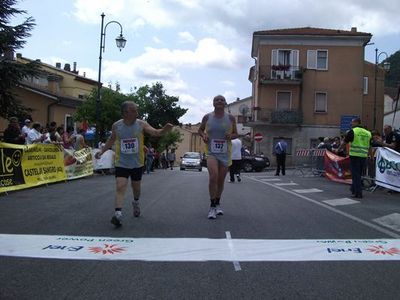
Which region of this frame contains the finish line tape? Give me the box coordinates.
[1,234,400,261]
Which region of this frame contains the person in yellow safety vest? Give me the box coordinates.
[339,117,372,199]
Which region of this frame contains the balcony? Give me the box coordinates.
[259,65,302,85]
[247,108,303,125]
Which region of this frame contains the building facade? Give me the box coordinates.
[249,27,385,165]
[0,53,98,131]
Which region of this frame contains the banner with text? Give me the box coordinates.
[324,151,352,184]
[0,142,66,193]
[1,234,400,261]
[375,147,400,192]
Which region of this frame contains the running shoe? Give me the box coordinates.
[236,175,241,182]
[133,201,140,217]
[208,207,217,219]
[215,205,224,216]
[110,215,122,227]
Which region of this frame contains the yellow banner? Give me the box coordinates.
[0,142,67,193]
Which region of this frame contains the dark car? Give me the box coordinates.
[241,154,270,172]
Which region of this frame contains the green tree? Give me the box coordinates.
[75,82,187,150]
[74,87,132,140]
[129,82,187,149]
[0,0,40,119]
[385,50,400,88]
[157,128,183,153]
[132,82,188,127]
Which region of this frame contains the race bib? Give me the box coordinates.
[121,138,138,154]
[211,139,227,153]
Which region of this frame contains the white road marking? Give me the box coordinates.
[373,214,400,232]
[292,188,323,193]
[225,231,241,271]
[323,198,361,206]
[247,176,400,238]
[274,182,299,186]
[261,178,281,182]
[1,234,400,261]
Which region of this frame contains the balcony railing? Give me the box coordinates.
[252,108,303,124]
[259,65,302,82]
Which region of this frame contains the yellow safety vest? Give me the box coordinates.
[349,127,371,158]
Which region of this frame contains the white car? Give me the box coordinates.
[180,152,202,171]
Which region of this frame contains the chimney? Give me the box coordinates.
[55,62,61,68]
[64,63,71,71]
[83,72,86,77]
[351,27,357,32]
[73,62,77,73]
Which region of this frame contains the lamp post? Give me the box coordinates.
[373,48,390,129]
[96,12,126,146]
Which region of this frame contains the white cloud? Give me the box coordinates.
[152,36,162,44]
[178,31,196,44]
[69,0,400,124]
[221,80,235,87]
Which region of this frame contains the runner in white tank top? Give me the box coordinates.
[198,95,238,219]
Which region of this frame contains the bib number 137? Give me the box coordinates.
[211,139,227,153]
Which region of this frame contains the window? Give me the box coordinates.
[272,137,292,155]
[363,77,368,95]
[271,49,299,79]
[307,50,328,70]
[317,51,328,69]
[276,91,291,110]
[315,92,327,113]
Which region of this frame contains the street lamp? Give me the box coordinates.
[96,12,126,146]
[373,48,390,129]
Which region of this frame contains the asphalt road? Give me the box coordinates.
[1,167,400,299]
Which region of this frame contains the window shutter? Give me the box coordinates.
[307,50,316,69]
[363,77,368,95]
[271,49,278,66]
[290,50,299,67]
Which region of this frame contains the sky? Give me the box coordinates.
[14,0,400,124]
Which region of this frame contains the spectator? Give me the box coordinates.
[55,127,64,143]
[146,144,154,174]
[160,152,168,169]
[274,137,287,176]
[376,125,400,153]
[26,122,46,144]
[63,126,75,149]
[21,119,32,142]
[3,117,25,144]
[74,128,87,151]
[167,148,176,170]
[229,138,242,182]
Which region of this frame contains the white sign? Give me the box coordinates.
[92,149,114,170]
[1,234,400,261]
[375,147,400,192]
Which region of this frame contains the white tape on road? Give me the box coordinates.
[1,234,400,261]
[225,231,241,271]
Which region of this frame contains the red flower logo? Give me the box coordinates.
[88,244,126,255]
[366,245,400,256]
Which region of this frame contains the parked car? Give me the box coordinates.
[241,154,270,172]
[180,152,203,171]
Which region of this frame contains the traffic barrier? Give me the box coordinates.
[293,148,326,176]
